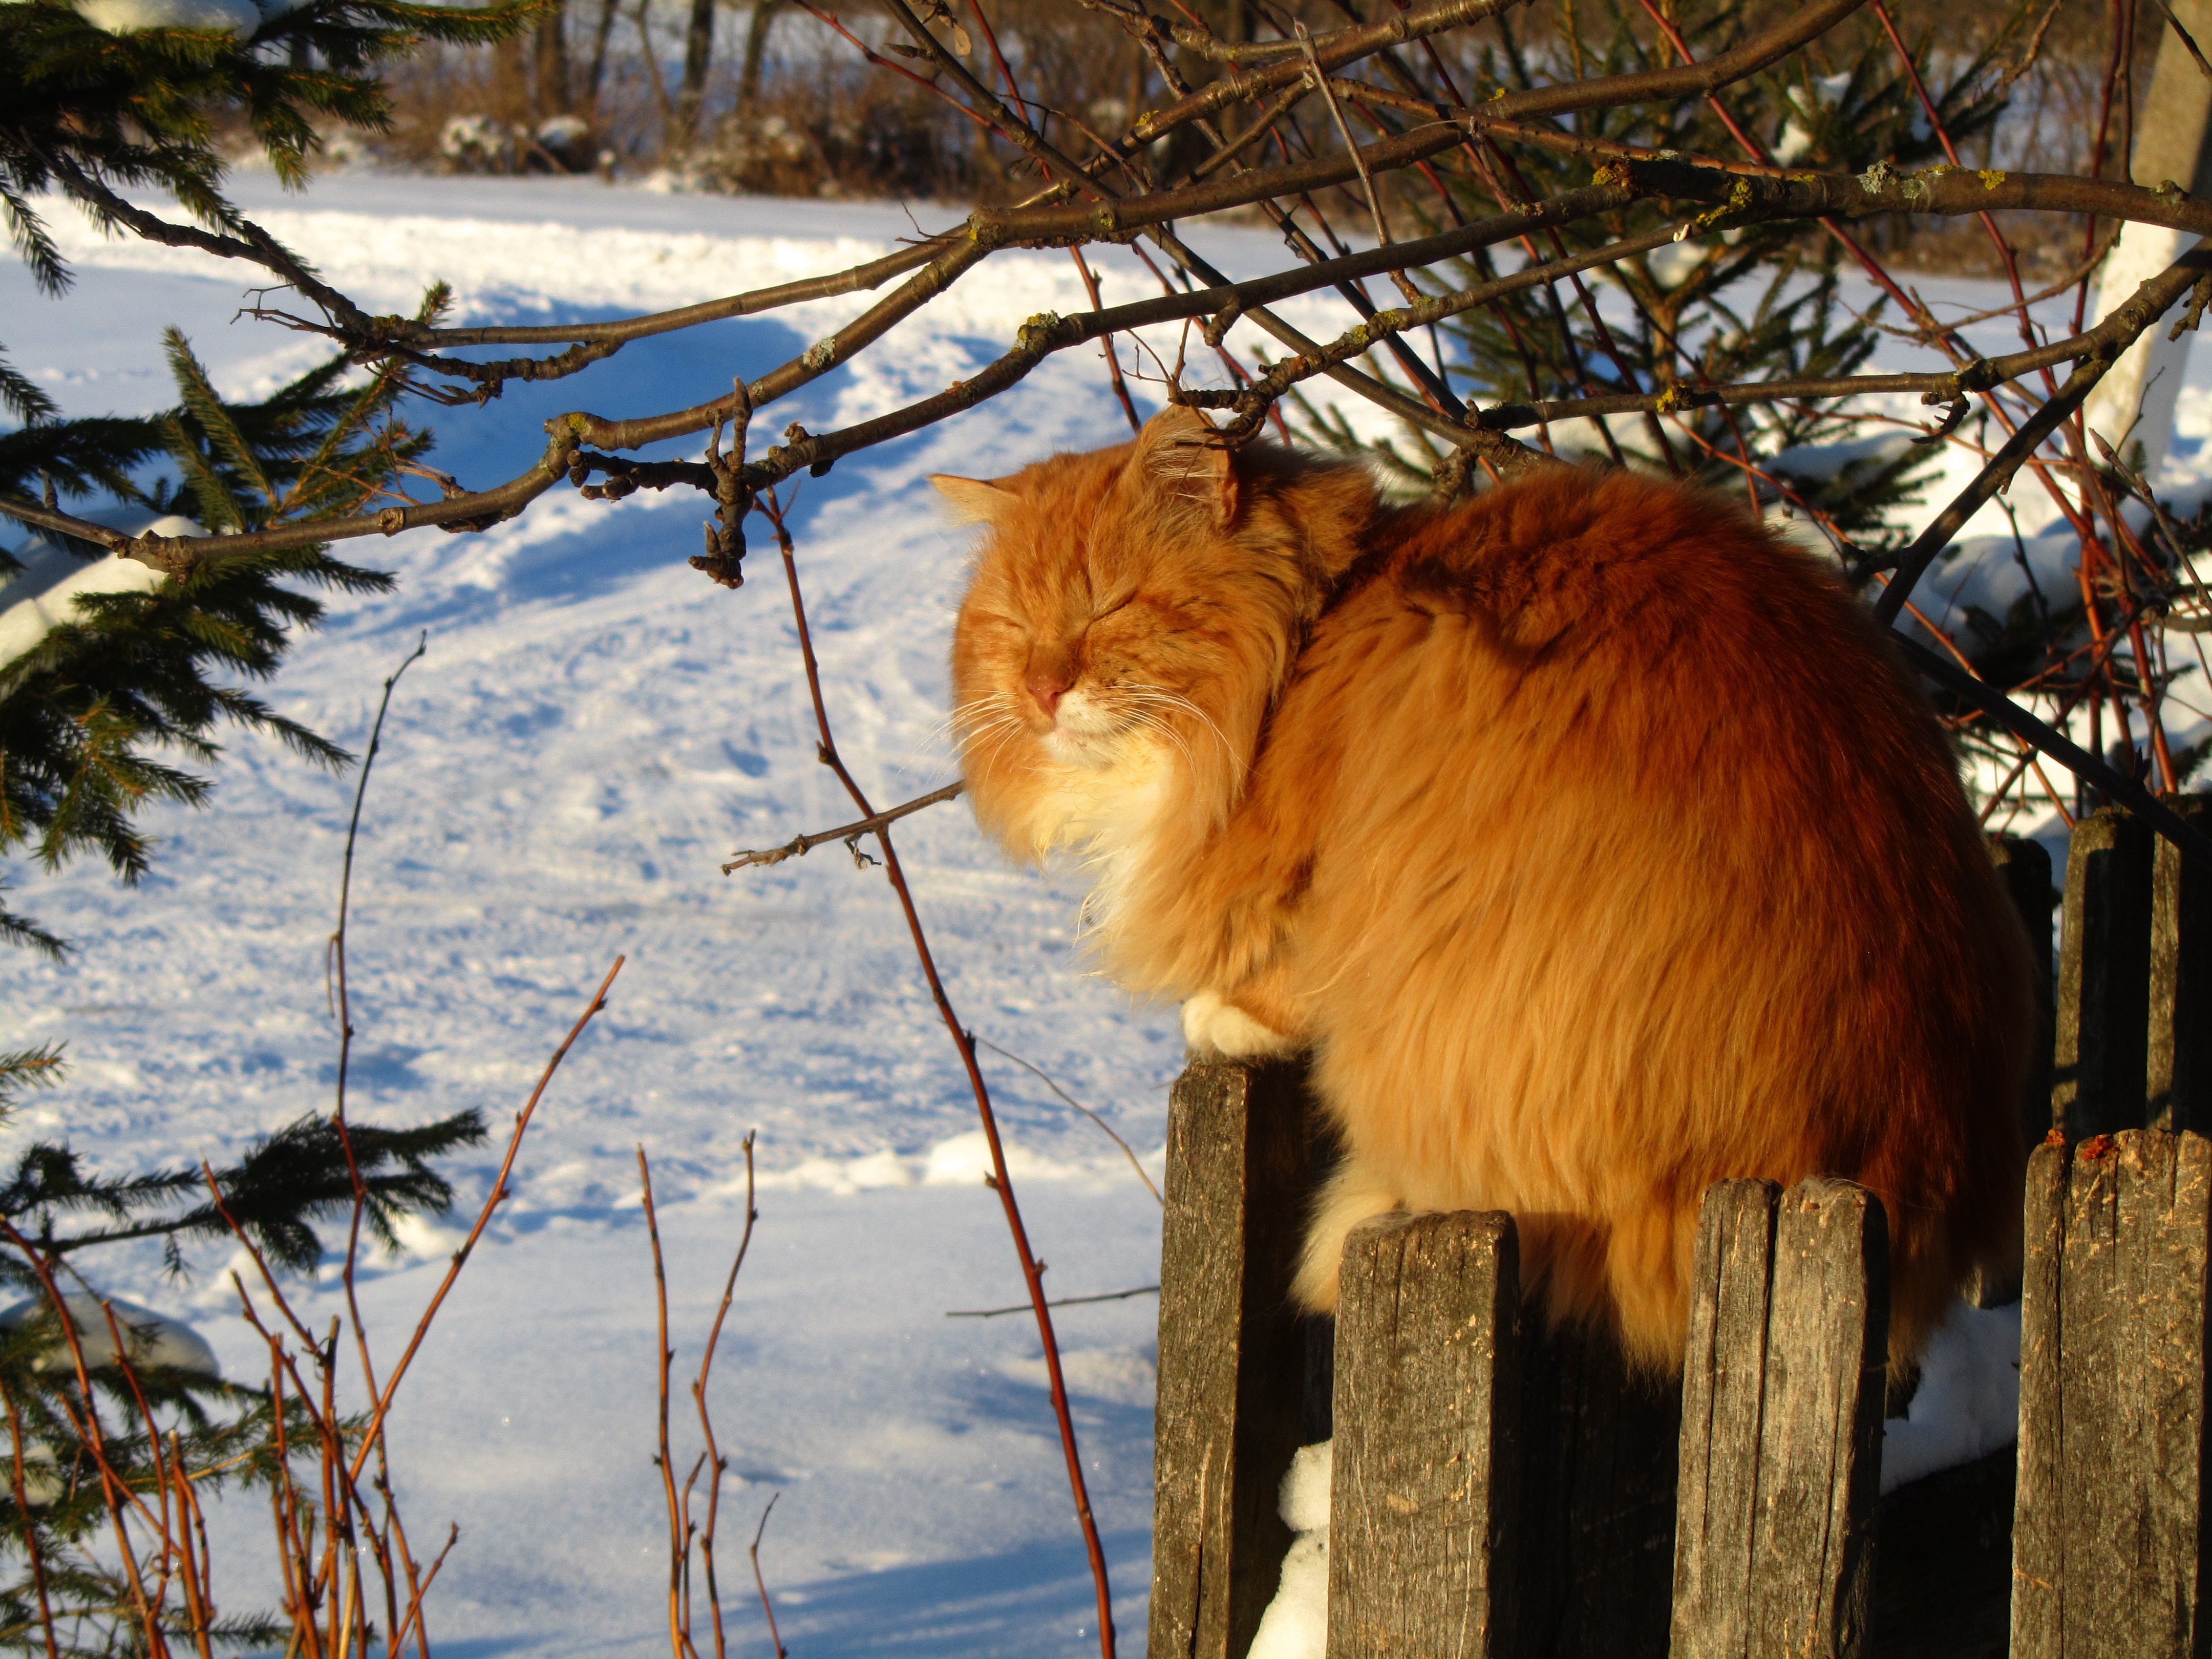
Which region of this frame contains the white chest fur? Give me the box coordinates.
[1023,737,1174,937]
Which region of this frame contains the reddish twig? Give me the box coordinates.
[1070,248,1145,436]
[638,1150,696,1659]
[747,1494,788,1659]
[347,956,624,1488]
[0,1228,174,1658]
[756,490,1117,1659]
[692,1134,758,1659]
[0,1378,63,1659]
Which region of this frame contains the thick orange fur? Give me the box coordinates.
[941,409,2033,1374]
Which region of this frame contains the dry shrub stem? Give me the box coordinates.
[747,1493,786,1659]
[636,1151,690,1659]
[139,951,624,1659]
[721,780,965,870]
[756,491,1118,1659]
[969,1035,1163,1203]
[690,1135,758,1659]
[945,1285,1162,1317]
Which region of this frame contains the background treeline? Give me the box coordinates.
[357,0,2139,262]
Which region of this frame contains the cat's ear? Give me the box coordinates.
[930,474,1017,525]
[1135,407,1239,529]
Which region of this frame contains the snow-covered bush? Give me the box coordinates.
[439,111,512,172]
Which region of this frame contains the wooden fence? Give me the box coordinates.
[1147,796,2211,1659]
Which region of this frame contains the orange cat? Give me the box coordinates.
[937,408,2032,1372]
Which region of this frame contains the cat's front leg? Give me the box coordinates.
[1180,988,1301,1059]
[1290,1158,1403,1313]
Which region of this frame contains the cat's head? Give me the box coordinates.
[936,407,1370,861]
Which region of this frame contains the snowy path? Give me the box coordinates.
[4,174,1232,1659]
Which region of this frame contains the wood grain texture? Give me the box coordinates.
[1148,1059,1316,1659]
[2010,1130,2212,1659]
[1514,1316,1683,1659]
[2055,809,2156,1138]
[1668,1179,1886,1659]
[1671,1179,1781,1659]
[2010,1139,2070,1659]
[1749,1179,1888,1659]
[2149,796,2212,1135]
[1328,1210,1521,1659]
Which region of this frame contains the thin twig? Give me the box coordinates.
[748,1495,787,1659]
[758,491,1117,1659]
[637,1151,694,1659]
[0,1226,173,1657]
[1,1378,63,1659]
[946,1286,1162,1317]
[1070,247,1145,436]
[969,1036,1161,1203]
[722,782,965,871]
[346,957,625,1488]
[1897,636,2212,861]
[1297,23,1392,252]
[321,631,428,1659]
[691,1134,758,1659]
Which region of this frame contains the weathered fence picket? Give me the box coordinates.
[1992,834,2057,1151]
[1148,1059,1318,1659]
[2149,796,2211,1134]
[1146,795,2212,1658]
[1511,1319,1681,1659]
[2055,808,2157,1138]
[1327,1211,1521,1659]
[1671,1179,1888,1659]
[2011,1129,2212,1659]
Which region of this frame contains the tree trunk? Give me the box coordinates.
[2080,0,2212,475]
[737,0,782,112]
[534,1,572,118]
[673,0,717,148]
[634,0,676,143]
[585,0,622,118]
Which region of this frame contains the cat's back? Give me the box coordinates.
[1269,464,2030,1368]
[1271,460,2023,1121]
[1362,465,1850,669]
[1297,465,1954,831]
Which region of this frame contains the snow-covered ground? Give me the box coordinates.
[4,169,2205,1658]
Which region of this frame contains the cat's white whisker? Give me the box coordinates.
[1118,686,1244,774]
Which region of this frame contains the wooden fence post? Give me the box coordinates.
[1148,1059,1317,1659]
[1512,1307,1683,1658]
[2011,1130,2212,1659]
[2149,795,2211,1134]
[1328,1210,1521,1659]
[2055,807,2157,1138]
[1670,1178,1889,1659]
[1993,832,2058,1151]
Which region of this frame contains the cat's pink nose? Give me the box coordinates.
[1026,672,1070,715]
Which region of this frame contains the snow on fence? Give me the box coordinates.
[1147,797,2211,1659]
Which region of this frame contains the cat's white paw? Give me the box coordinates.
[1182,990,1298,1059]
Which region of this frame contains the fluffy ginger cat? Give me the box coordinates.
[936,408,2032,1373]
